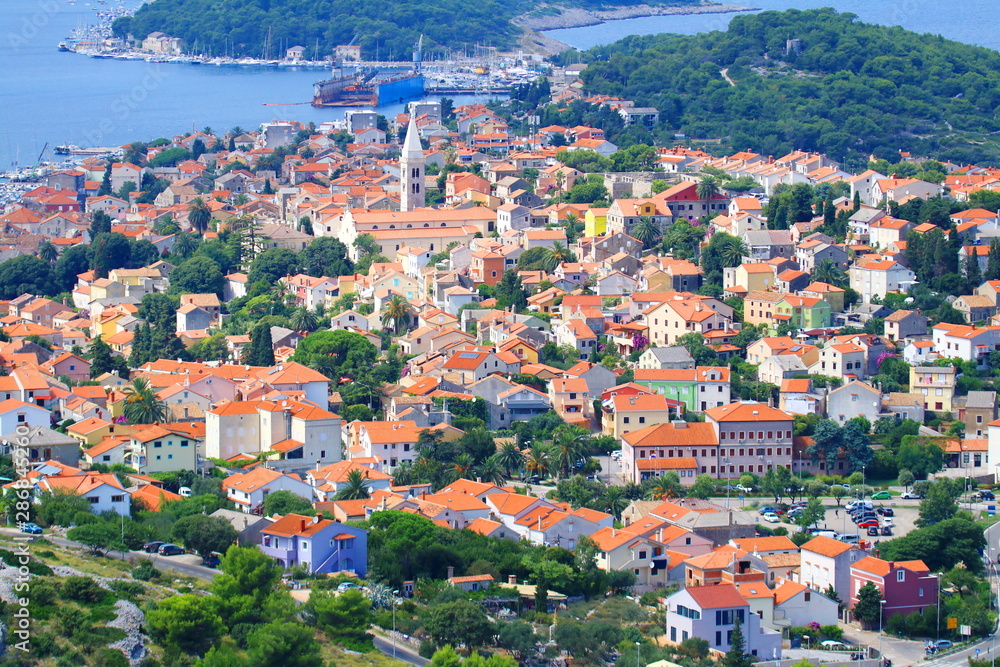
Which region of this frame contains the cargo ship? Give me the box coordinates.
[312,71,425,108]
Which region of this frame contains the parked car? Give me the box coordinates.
[871,490,892,500]
[972,490,995,501]
[857,519,879,529]
[157,544,185,556]
[881,526,893,536]
[337,582,361,592]
[876,507,894,516]
[20,522,42,534]
[854,514,877,524]
[867,527,880,536]
[202,554,221,568]
[934,640,953,649]
[143,541,165,553]
[762,512,780,523]
[758,506,779,515]
[736,484,754,492]
[883,518,894,527]
[822,641,847,648]
[901,491,922,499]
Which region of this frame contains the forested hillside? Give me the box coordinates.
[576,9,1000,165]
[115,0,697,60]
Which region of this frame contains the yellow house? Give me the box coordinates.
[89,278,126,302]
[91,310,129,339]
[641,267,676,293]
[604,393,678,438]
[584,207,609,237]
[526,287,565,315]
[67,417,135,447]
[499,338,539,364]
[728,263,775,292]
[909,365,956,414]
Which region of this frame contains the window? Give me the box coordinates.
[623,417,630,424]
[897,570,905,582]
[153,441,162,448]
[111,495,124,503]
[639,417,646,424]
[302,542,309,550]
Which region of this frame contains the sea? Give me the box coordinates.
[2,0,1000,171]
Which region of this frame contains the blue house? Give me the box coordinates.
[260,513,367,575]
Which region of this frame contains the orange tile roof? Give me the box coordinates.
[801,535,854,558]
[852,556,929,577]
[731,536,797,552]
[684,583,748,609]
[705,402,792,423]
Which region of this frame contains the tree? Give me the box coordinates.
[168,255,226,296]
[246,620,323,667]
[301,237,354,277]
[830,485,847,506]
[171,232,198,260]
[696,175,721,202]
[917,479,959,526]
[716,234,750,268]
[720,616,753,667]
[87,334,127,379]
[335,468,372,500]
[147,593,224,655]
[494,269,529,311]
[807,420,843,473]
[380,294,414,334]
[852,582,883,628]
[211,546,286,627]
[688,474,717,500]
[495,442,524,478]
[248,247,302,286]
[497,620,536,658]
[38,240,58,264]
[812,259,847,287]
[122,377,168,424]
[631,216,662,249]
[842,420,874,472]
[897,469,915,490]
[92,232,132,278]
[796,497,826,529]
[424,598,496,649]
[543,242,575,271]
[171,514,238,559]
[964,253,983,294]
[648,472,685,500]
[244,322,276,366]
[188,197,212,235]
[289,305,319,333]
[55,244,94,292]
[66,522,122,555]
[0,255,58,299]
[307,589,373,650]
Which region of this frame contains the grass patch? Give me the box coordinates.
[321,643,411,666]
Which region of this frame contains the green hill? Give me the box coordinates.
[114,0,698,61]
[575,8,1000,166]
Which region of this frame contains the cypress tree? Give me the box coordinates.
[986,239,1000,281]
[245,323,275,366]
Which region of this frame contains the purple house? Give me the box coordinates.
[849,556,936,621]
[260,513,367,575]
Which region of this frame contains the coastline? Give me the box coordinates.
[514,2,757,32]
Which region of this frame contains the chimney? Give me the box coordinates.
[508,574,517,585]
[313,513,322,524]
[447,565,455,580]
[538,516,543,530]
[612,527,617,538]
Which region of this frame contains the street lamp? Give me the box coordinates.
[920,574,941,643]
[392,589,400,660]
[636,641,641,667]
[878,599,887,661]
[803,634,810,651]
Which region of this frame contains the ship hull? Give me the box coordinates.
[312,73,424,108]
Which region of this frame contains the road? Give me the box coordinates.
[0,528,219,581]
[372,635,428,666]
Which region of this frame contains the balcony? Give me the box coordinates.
[260,544,296,563]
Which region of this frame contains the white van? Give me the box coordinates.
[840,533,860,544]
[816,530,840,540]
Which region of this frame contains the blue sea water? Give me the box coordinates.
[2,0,1000,170]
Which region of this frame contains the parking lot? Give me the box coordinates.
[757,496,927,544]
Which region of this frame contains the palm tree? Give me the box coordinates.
[603,485,628,520]
[551,425,588,479]
[187,197,212,236]
[696,174,721,201]
[543,242,575,272]
[392,461,415,486]
[335,468,371,500]
[121,377,168,425]
[648,473,682,501]
[812,259,848,287]
[718,235,750,267]
[380,294,413,334]
[447,453,476,484]
[475,456,507,486]
[289,306,319,333]
[495,442,524,478]
[37,241,57,264]
[523,444,552,481]
[230,126,245,136]
[631,215,662,249]
[171,232,198,259]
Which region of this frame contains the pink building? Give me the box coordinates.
[849,556,937,620]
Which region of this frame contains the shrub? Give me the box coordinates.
[131,560,160,581]
[639,590,663,607]
[788,626,810,639]
[821,625,844,641]
[418,640,437,659]
[62,576,108,604]
[109,580,144,599]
